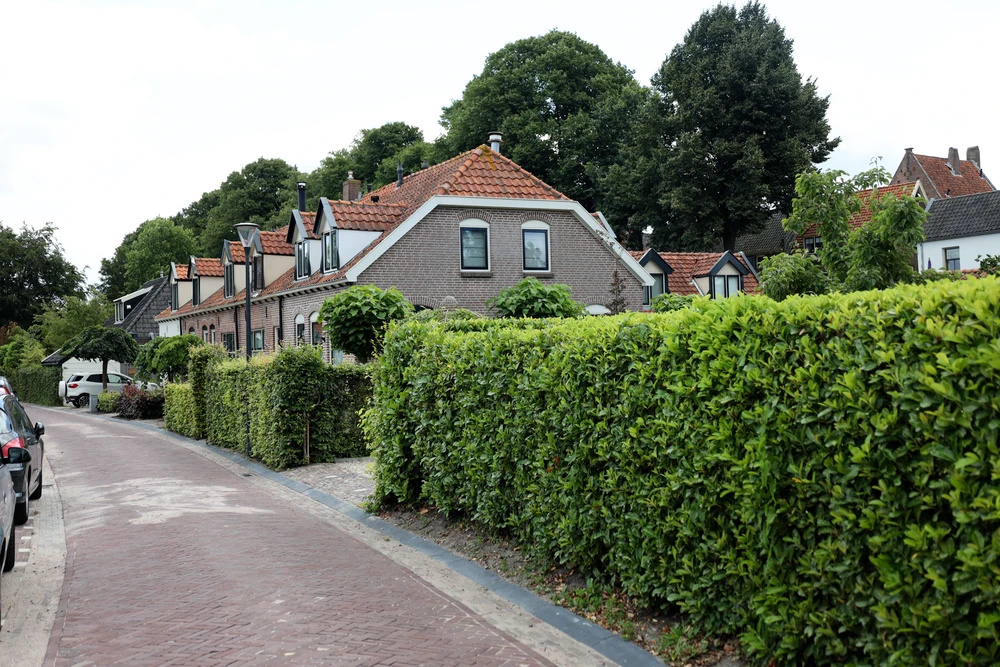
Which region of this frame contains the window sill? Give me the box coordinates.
[460,270,492,278]
[523,271,553,278]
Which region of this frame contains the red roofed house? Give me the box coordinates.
[630,249,759,307]
[891,147,994,200]
[156,137,653,358]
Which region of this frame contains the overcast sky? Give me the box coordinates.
[2,0,997,284]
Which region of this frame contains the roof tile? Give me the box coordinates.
[913,154,993,198]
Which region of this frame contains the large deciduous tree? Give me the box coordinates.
[59,326,140,393]
[610,3,839,252]
[0,222,83,327]
[124,217,197,293]
[440,30,648,212]
[33,290,113,353]
[351,122,424,183]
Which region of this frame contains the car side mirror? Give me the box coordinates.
[6,448,31,465]
[34,422,44,437]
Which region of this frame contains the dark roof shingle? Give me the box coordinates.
[924,190,1000,241]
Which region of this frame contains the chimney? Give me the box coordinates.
[366,183,372,194]
[641,231,652,249]
[396,163,404,189]
[947,147,961,176]
[967,146,981,169]
[421,159,429,169]
[489,132,503,153]
[342,171,361,201]
[296,182,307,212]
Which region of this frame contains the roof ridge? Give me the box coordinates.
[436,147,485,196]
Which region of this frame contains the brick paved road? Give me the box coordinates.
[37,407,556,666]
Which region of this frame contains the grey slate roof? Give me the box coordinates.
[106,277,170,344]
[924,190,1000,241]
[730,213,797,256]
[41,351,68,367]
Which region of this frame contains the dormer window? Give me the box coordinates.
[712,275,742,299]
[114,301,125,323]
[253,256,264,291]
[192,276,201,306]
[295,241,310,280]
[171,282,179,310]
[224,263,234,299]
[322,231,338,273]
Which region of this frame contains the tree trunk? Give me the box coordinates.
[102,358,109,393]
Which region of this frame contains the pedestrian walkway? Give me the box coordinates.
[34,407,579,666]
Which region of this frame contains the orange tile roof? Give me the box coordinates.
[228,240,247,264]
[657,252,759,296]
[800,182,919,238]
[325,201,408,232]
[193,257,224,277]
[913,154,993,198]
[174,264,189,280]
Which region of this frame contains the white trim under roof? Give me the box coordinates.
[344,196,654,287]
[115,285,153,304]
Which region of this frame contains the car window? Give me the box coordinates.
[67,375,83,383]
[107,375,121,384]
[0,407,13,435]
[3,398,30,433]
[86,374,103,383]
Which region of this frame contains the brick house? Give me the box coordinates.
[917,189,1000,272]
[155,140,653,357]
[630,249,759,307]
[891,147,994,200]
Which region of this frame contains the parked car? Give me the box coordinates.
[0,445,28,623]
[59,372,157,409]
[0,393,44,524]
[0,376,13,396]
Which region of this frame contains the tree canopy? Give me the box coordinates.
[319,285,413,363]
[59,326,140,392]
[134,333,204,382]
[0,222,84,328]
[606,3,839,251]
[440,30,648,212]
[33,290,113,353]
[124,218,196,293]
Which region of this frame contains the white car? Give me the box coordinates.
[59,372,157,409]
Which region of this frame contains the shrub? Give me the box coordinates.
[649,293,701,312]
[9,365,60,406]
[366,277,1000,665]
[97,392,120,413]
[134,334,204,382]
[116,384,164,420]
[758,251,829,301]
[488,277,584,318]
[409,307,483,323]
[163,383,199,438]
[319,285,413,363]
[978,253,1000,276]
[187,344,227,438]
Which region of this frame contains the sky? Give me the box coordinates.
[1,0,997,285]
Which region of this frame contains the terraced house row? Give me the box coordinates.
[155,137,663,358]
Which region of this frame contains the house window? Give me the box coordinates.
[209,324,216,344]
[192,277,200,306]
[643,274,666,306]
[295,241,311,280]
[322,231,338,272]
[251,329,264,353]
[310,312,322,345]
[253,256,264,292]
[712,274,742,299]
[294,313,305,343]
[944,247,960,271]
[331,349,344,365]
[460,221,489,271]
[224,263,234,298]
[274,326,281,350]
[115,301,125,323]
[188,327,195,334]
[222,333,235,353]
[201,325,208,342]
[522,222,550,272]
[172,283,179,310]
[804,237,823,253]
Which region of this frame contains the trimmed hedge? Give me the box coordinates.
[188,344,227,438]
[366,277,1000,665]
[10,365,61,406]
[97,392,120,413]
[164,383,199,438]
[168,345,371,470]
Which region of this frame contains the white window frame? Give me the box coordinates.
[944,246,960,271]
[459,219,490,272]
[295,241,311,280]
[643,273,665,306]
[521,221,551,272]
[209,324,216,344]
[294,313,306,343]
[251,329,264,353]
[115,301,125,323]
[712,274,742,299]
[322,230,338,273]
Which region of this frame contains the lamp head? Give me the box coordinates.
[234,222,259,248]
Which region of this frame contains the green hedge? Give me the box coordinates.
[164,383,199,438]
[97,392,120,413]
[366,277,1000,665]
[10,365,61,406]
[167,345,371,470]
[188,344,227,438]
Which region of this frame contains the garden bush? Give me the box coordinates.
[97,391,120,413]
[10,365,61,406]
[319,285,413,363]
[365,276,1000,665]
[168,346,371,469]
[649,293,702,312]
[488,276,584,318]
[116,384,164,420]
[187,344,227,438]
[163,383,199,438]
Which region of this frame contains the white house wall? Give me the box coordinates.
[339,230,382,267]
[918,233,1000,271]
[158,319,181,338]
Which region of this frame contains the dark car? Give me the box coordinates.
[0,394,44,524]
[0,446,28,623]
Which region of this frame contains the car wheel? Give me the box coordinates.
[14,496,28,526]
[2,523,14,573]
[29,468,41,501]
[74,393,90,409]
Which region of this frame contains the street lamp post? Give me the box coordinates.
[234,222,259,459]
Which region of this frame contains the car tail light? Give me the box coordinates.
[68,383,79,389]
[2,436,25,458]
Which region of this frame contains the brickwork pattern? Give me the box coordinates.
[43,410,555,666]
